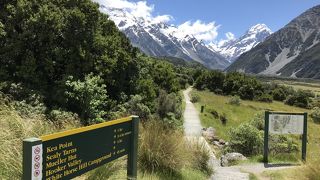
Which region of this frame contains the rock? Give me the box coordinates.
[219,139,226,145]
[220,152,247,167]
[213,141,223,147]
[202,127,216,141]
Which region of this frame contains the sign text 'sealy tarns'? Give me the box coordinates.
[23,116,139,180]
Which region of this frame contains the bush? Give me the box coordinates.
[191,94,201,103]
[157,90,182,128]
[249,113,265,130]
[311,97,320,108]
[272,86,293,101]
[187,140,213,176]
[310,107,320,123]
[65,74,111,125]
[285,90,312,108]
[47,109,80,129]
[214,88,223,95]
[138,120,186,175]
[256,93,273,103]
[124,95,151,120]
[228,96,240,106]
[269,135,299,154]
[228,123,263,156]
[220,113,228,125]
[209,109,219,119]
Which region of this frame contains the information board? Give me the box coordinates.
[263,111,307,163]
[269,114,304,134]
[23,116,139,180]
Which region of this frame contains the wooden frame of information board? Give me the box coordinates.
[23,116,139,180]
[263,111,307,163]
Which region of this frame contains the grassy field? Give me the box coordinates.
[192,90,307,141]
[191,89,320,179]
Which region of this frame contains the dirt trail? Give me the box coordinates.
[182,87,249,180]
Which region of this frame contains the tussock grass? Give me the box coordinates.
[138,120,187,175]
[0,93,80,179]
[138,120,212,179]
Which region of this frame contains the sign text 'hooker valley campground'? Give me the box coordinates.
[23,116,139,180]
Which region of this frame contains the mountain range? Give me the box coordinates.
[100,5,272,70]
[100,3,320,79]
[227,5,320,79]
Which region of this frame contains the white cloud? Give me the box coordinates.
[218,32,236,47]
[225,32,235,40]
[175,20,220,42]
[94,0,172,23]
[94,0,234,44]
[152,15,173,24]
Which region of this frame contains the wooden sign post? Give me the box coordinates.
[263,111,307,163]
[23,116,139,180]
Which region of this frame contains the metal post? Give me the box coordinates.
[263,111,270,163]
[127,116,139,180]
[23,138,42,180]
[302,112,308,162]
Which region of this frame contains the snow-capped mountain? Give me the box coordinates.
[227,5,320,79]
[99,5,271,69]
[210,24,272,62]
[101,6,229,69]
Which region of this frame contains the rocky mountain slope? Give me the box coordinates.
[209,24,272,62]
[227,5,320,79]
[99,5,271,70]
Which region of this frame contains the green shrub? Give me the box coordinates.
[285,90,312,108]
[47,109,80,129]
[228,123,263,156]
[311,107,320,123]
[65,74,111,125]
[209,109,219,119]
[311,97,320,109]
[157,90,182,128]
[228,96,241,105]
[256,93,273,103]
[214,88,223,95]
[269,135,299,154]
[272,86,293,101]
[220,113,228,125]
[249,113,265,130]
[124,95,151,120]
[191,94,201,103]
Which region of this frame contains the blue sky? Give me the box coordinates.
[128,0,320,40]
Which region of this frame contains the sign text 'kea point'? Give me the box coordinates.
[23,116,139,180]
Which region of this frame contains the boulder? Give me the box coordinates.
[220,152,247,167]
[202,127,216,141]
[219,139,226,145]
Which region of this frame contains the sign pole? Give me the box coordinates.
[263,111,270,163]
[127,116,139,180]
[302,112,308,161]
[23,138,42,180]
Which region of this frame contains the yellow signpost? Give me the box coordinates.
[23,116,139,180]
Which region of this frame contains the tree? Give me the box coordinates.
[64,74,110,125]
